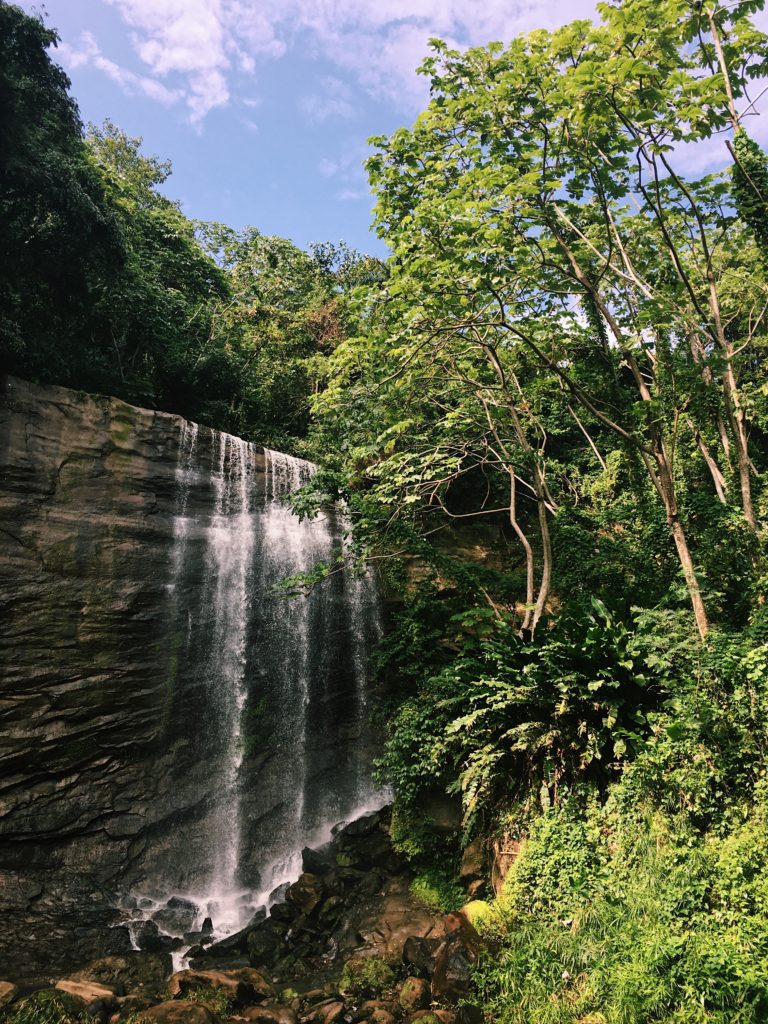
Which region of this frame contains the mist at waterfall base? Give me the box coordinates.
[118,425,387,962]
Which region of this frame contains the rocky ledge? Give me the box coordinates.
[0,809,486,1024]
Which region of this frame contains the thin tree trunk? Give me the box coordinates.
[655,449,710,639]
[688,418,728,504]
[508,469,535,634]
[568,404,607,471]
[531,467,553,636]
[722,360,757,531]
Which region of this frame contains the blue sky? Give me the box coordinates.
[20,0,768,256]
[19,0,601,255]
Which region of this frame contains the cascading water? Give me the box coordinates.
[118,424,386,957]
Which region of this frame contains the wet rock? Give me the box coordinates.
[338,833,393,871]
[408,1014,443,1024]
[0,981,19,1007]
[356,871,384,898]
[135,919,184,954]
[117,992,164,1017]
[402,936,441,978]
[270,882,291,904]
[305,999,345,1024]
[144,999,221,1024]
[317,894,345,925]
[168,968,275,1007]
[238,1005,297,1024]
[340,813,380,839]
[360,1001,396,1024]
[302,847,332,876]
[345,874,446,964]
[430,915,482,1004]
[55,978,118,1015]
[203,909,266,957]
[153,897,199,934]
[286,873,324,916]
[269,902,297,923]
[68,952,172,994]
[398,977,431,1012]
[459,840,484,884]
[247,929,279,968]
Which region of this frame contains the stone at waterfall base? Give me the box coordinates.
[68,952,172,994]
[144,999,222,1024]
[55,978,119,1015]
[168,968,275,1006]
[6,807,488,1024]
[0,981,19,1008]
[236,1004,297,1024]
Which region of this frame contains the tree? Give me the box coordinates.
[347,1,768,639]
[0,2,123,381]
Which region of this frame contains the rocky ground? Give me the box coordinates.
[0,808,486,1024]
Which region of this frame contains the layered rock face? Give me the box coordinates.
[0,376,382,981]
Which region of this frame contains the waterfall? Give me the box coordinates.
[119,426,385,952]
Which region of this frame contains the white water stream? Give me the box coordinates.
[119,425,386,965]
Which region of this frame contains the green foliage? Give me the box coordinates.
[0,3,123,383]
[379,597,664,839]
[0,4,378,453]
[2,991,95,1024]
[469,616,768,1022]
[339,957,395,996]
[732,128,768,258]
[410,867,466,914]
[474,779,768,1023]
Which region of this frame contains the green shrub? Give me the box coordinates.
[3,991,95,1024]
[474,766,768,1022]
[183,986,234,1016]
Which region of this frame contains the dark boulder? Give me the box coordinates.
[135,920,183,954]
[144,999,221,1024]
[402,936,441,978]
[153,896,199,934]
[286,873,325,916]
[430,915,482,1004]
[340,812,381,839]
[202,908,266,957]
[67,952,172,994]
[302,846,333,876]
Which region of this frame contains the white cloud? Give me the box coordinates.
[66,0,600,126]
[300,77,355,122]
[57,30,182,106]
[337,187,369,201]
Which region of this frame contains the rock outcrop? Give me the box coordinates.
[0,375,382,982]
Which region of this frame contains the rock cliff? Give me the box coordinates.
[0,376,381,982]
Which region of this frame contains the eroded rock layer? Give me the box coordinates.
[0,376,381,981]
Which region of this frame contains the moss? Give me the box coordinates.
[339,956,395,996]
[409,868,465,914]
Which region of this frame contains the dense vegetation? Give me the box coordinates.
[3,0,768,1020]
[0,2,381,453]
